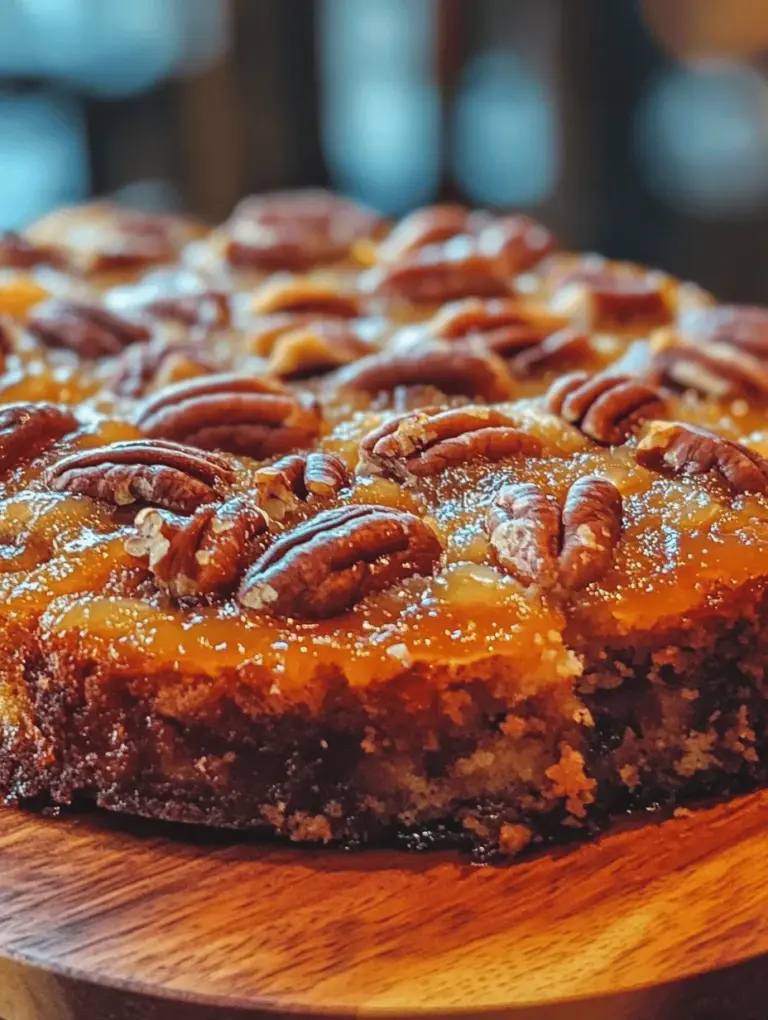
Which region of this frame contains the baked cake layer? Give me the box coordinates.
[1,196,768,856]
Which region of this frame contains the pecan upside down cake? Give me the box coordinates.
[1,193,767,857]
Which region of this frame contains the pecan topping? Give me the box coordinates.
[135,373,322,459]
[238,504,442,618]
[0,402,79,474]
[677,305,768,358]
[249,275,361,318]
[548,259,674,329]
[487,477,622,590]
[368,217,556,306]
[513,327,591,376]
[546,371,667,445]
[46,439,235,513]
[142,291,229,329]
[27,202,203,275]
[266,321,377,380]
[0,232,63,270]
[482,215,559,275]
[368,237,510,305]
[370,212,556,305]
[650,338,768,401]
[27,300,151,358]
[226,190,382,271]
[105,269,229,328]
[428,298,586,373]
[636,422,768,495]
[254,451,350,519]
[376,205,473,263]
[377,208,556,272]
[359,406,542,480]
[430,298,567,347]
[333,346,515,402]
[126,496,268,599]
[108,339,218,398]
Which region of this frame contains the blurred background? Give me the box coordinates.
[0,0,767,300]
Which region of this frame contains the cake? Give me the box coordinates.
[1,193,767,858]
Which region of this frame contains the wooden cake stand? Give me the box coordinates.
[1,792,768,1020]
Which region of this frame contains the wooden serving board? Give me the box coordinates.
[1,794,768,1020]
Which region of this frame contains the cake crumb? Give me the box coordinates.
[618,764,640,790]
[545,743,597,818]
[289,812,332,843]
[498,823,532,856]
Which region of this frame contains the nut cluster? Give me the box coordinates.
[487,477,623,591]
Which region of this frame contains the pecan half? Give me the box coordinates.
[559,476,623,589]
[107,339,219,398]
[143,291,229,329]
[548,259,673,330]
[266,321,377,379]
[238,504,442,618]
[46,439,235,513]
[0,232,64,270]
[480,215,558,275]
[428,298,586,373]
[368,213,556,306]
[430,297,567,348]
[27,202,203,274]
[487,477,622,590]
[105,269,230,329]
[249,275,361,318]
[135,373,322,459]
[650,338,768,401]
[359,406,542,480]
[367,235,511,305]
[254,451,350,519]
[513,327,591,376]
[226,190,382,271]
[126,496,268,598]
[27,300,151,358]
[677,305,768,358]
[376,205,473,263]
[0,402,79,474]
[636,422,768,495]
[546,371,667,445]
[488,483,561,589]
[333,345,515,402]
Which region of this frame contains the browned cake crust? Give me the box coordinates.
[1,195,768,856]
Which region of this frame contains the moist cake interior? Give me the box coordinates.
[1,194,768,857]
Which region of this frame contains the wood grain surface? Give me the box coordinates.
[1,793,768,1020]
